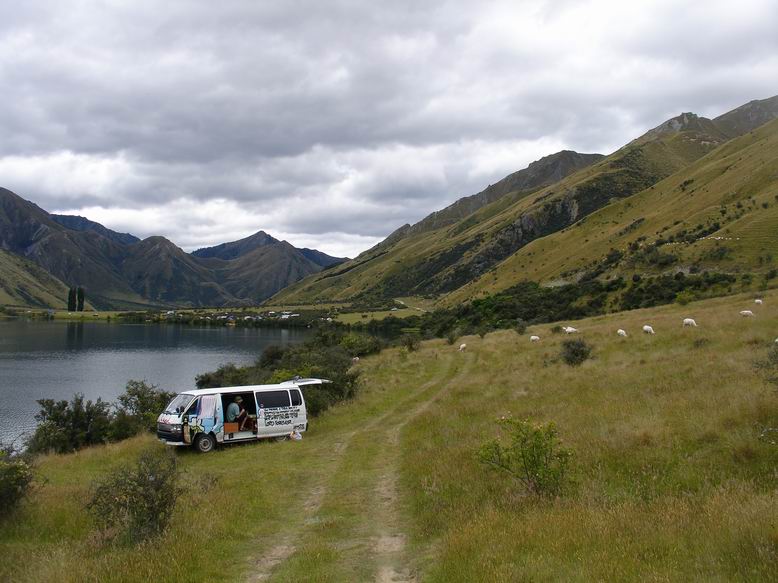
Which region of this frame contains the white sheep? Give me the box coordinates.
[530,335,540,342]
[351,356,360,364]
[642,325,655,335]
[459,343,467,352]
[740,310,754,317]
[755,299,763,305]
[563,326,579,334]
[617,329,628,337]
[775,338,778,344]
[682,318,697,327]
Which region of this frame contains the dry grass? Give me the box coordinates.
[1,290,777,581]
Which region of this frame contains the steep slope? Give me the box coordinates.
[119,237,239,306]
[50,214,139,245]
[274,95,778,305]
[713,95,778,138]
[213,241,328,303]
[408,150,604,235]
[446,116,778,303]
[0,249,70,308]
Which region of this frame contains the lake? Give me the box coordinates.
[0,319,308,446]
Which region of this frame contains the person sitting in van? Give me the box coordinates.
[226,396,249,431]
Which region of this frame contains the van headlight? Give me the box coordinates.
[158,423,183,433]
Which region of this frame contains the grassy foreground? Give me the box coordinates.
[2,291,777,581]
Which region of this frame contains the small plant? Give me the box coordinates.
[479,418,573,497]
[560,339,593,366]
[445,330,458,345]
[0,445,35,520]
[754,345,778,389]
[550,325,563,334]
[87,448,181,544]
[515,318,528,335]
[400,334,421,352]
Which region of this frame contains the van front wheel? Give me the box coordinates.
[194,433,216,453]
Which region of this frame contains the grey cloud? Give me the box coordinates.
[1,0,777,256]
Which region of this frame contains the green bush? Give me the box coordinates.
[479,418,573,497]
[560,339,593,367]
[754,345,778,389]
[338,332,382,356]
[401,334,421,352]
[0,446,35,520]
[87,448,181,544]
[515,318,528,335]
[116,380,176,433]
[27,394,114,454]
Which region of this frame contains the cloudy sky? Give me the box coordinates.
[1,0,776,257]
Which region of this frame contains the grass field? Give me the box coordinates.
[2,290,777,581]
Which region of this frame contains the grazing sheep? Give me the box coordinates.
[775,338,778,344]
[351,356,360,364]
[563,326,579,334]
[683,318,697,327]
[459,343,467,352]
[740,310,754,317]
[755,299,763,305]
[530,335,540,342]
[617,329,628,337]
[642,325,655,335]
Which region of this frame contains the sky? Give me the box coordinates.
[1,0,776,258]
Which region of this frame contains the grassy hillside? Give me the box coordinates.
[3,290,777,581]
[447,117,778,304]
[273,113,735,305]
[274,97,778,308]
[0,249,70,308]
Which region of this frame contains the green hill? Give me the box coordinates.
[0,249,70,308]
[2,290,776,581]
[273,96,778,306]
[447,116,778,303]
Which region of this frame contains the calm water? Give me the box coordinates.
[0,320,308,446]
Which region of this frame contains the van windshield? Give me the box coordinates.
[164,394,195,415]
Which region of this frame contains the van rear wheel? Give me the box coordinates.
[194,433,216,453]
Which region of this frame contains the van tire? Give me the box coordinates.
[194,433,216,453]
[274,435,289,443]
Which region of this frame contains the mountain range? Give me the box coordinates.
[3,94,777,311]
[0,189,345,309]
[273,95,778,305]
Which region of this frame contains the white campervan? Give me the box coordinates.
[156,378,327,452]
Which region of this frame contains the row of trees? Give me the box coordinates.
[67,286,86,312]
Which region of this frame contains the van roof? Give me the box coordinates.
[180,378,331,397]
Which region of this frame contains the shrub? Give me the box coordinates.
[478,418,573,497]
[0,445,35,520]
[400,334,421,352]
[26,394,113,454]
[338,332,382,356]
[445,330,458,345]
[116,380,176,434]
[87,448,181,544]
[560,339,593,367]
[515,318,528,335]
[550,325,563,334]
[754,345,778,389]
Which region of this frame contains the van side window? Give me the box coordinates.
[256,390,290,409]
[290,389,302,406]
[184,398,199,417]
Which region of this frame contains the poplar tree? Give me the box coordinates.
[77,287,85,312]
[67,287,77,312]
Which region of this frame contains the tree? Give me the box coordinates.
[67,287,77,312]
[76,287,85,312]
